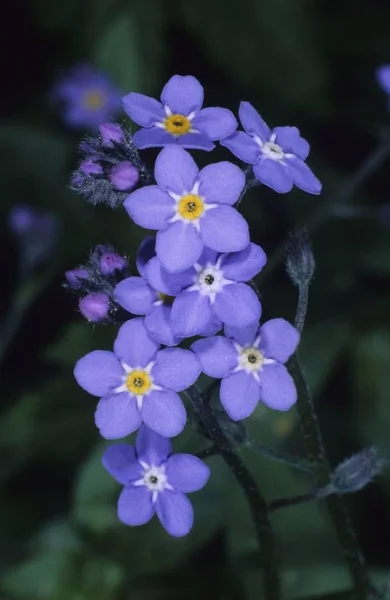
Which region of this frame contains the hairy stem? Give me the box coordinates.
[269,491,319,512]
[187,386,281,600]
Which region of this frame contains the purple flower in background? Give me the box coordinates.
[122,74,237,151]
[169,244,266,338]
[192,318,299,420]
[53,64,122,130]
[125,145,249,273]
[74,318,201,438]
[376,65,390,96]
[221,102,321,195]
[102,425,210,537]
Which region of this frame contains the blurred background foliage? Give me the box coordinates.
[1,0,390,598]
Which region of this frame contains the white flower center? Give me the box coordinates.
[186,260,234,304]
[262,141,284,160]
[133,463,173,503]
[233,337,275,381]
[113,361,162,410]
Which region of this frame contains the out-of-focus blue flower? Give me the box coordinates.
[8,205,60,273]
[376,65,390,95]
[74,318,201,439]
[192,318,299,420]
[125,145,249,273]
[123,74,237,150]
[221,102,322,195]
[102,425,210,537]
[53,64,122,130]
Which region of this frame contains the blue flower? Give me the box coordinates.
[192,319,299,420]
[53,64,122,130]
[168,244,266,338]
[122,74,237,151]
[221,102,322,195]
[376,64,390,96]
[124,145,249,273]
[74,318,201,438]
[102,425,210,537]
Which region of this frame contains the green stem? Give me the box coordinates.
[269,491,318,512]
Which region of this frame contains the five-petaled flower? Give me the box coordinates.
[103,425,210,537]
[125,145,249,273]
[122,74,237,151]
[74,318,201,438]
[53,64,122,130]
[192,318,299,420]
[221,102,322,195]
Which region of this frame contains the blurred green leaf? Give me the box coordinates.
[1,552,72,598]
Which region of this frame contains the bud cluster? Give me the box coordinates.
[70,122,152,209]
[65,244,129,323]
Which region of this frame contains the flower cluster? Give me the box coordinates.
[70,74,318,537]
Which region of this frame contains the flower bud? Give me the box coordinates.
[285,229,315,288]
[100,252,126,276]
[79,292,109,322]
[80,160,103,176]
[99,122,124,146]
[331,446,384,494]
[109,161,139,192]
[65,268,89,289]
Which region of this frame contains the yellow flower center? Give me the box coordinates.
[126,370,152,395]
[83,89,106,110]
[157,292,175,306]
[164,114,191,135]
[177,194,204,220]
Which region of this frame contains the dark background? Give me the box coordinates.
[1,1,390,598]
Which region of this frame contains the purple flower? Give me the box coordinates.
[376,65,390,95]
[221,102,322,195]
[192,318,299,420]
[114,247,221,346]
[102,425,210,537]
[122,74,237,151]
[53,64,122,130]
[125,145,249,273]
[74,318,201,438]
[109,161,139,192]
[79,292,110,322]
[169,244,266,338]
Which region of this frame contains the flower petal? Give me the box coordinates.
[122,92,165,126]
[133,127,178,149]
[192,107,237,140]
[376,65,390,94]
[156,221,203,273]
[156,490,193,537]
[155,145,199,195]
[136,236,156,278]
[220,131,261,164]
[141,389,187,437]
[114,277,156,315]
[191,336,237,378]
[287,158,322,195]
[259,318,300,364]
[224,322,259,346]
[114,318,160,367]
[160,75,203,114]
[221,242,267,281]
[200,206,249,253]
[145,256,193,295]
[273,126,310,160]
[74,350,123,397]
[253,159,293,193]
[152,348,201,392]
[198,161,245,206]
[239,101,271,141]
[118,486,155,526]
[220,371,260,420]
[198,312,222,336]
[259,363,297,410]
[177,133,215,151]
[124,186,174,230]
[145,305,182,347]
[95,392,142,439]
[135,423,172,466]
[102,444,142,484]
[170,291,212,338]
[166,454,210,492]
[213,283,261,327]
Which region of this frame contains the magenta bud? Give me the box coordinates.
[80,160,103,176]
[109,161,139,192]
[65,268,89,289]
[100,252,126,276]
[99,122,124,146]
[79,292,110,322]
